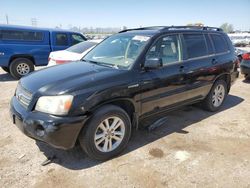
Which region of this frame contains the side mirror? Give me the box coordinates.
[144,58,163,70]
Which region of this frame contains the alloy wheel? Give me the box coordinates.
[94,116,125,152]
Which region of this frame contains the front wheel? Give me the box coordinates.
[79,105,131,161]
[9,58,34,79]
[202,79,228,112]
[244,74,250,80]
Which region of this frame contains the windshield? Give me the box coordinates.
[66,41,97,54]
[83,33,152,69]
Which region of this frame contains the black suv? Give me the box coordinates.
[10,26,239,160]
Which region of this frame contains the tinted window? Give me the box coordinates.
[71,34,86,45]
[146,35,181,65]
[66,41,97,54]
[183,34,207,59]
[0,30,43,41]
[56,33,68,46]
[211,34,229,53]
[204,34,214,54]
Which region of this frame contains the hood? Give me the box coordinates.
[20,61,124,95]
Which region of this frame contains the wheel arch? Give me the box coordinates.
[9,54,35,66]
[213,73,231,93]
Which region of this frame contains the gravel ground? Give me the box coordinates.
[0,68,250,188]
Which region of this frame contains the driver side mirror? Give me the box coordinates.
[144,58,163,70]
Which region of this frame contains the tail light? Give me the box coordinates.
[242,53,250,60]
[55,60,69,64]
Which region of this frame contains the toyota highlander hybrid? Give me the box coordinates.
[10,26,239,160]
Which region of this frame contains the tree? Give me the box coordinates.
[220,23,234,33]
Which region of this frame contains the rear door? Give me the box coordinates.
[180,33,215,99]
[51,32,70,51]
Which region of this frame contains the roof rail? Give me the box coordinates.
[119,26,165,33]
[162,26,223,31]
[119,26,223,33]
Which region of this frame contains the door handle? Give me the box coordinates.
[179,65,186,72]
[212,59,218,65]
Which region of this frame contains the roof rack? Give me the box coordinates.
[118,26,166,33]
[163,26,223,31]
[119,26,223,33]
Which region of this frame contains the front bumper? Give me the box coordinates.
[10,96,88,150]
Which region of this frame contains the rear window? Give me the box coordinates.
[0,30,43,41]
[66,41,97,54]
[55,33,68,46]
[210,34,229,53]
[183,34,207,59]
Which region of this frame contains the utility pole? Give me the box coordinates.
[31,18,37,27]
[5,14,9,24]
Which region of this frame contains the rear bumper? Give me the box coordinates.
[240,65,250,75]
[231,70,239,85]
[10,96,88,150]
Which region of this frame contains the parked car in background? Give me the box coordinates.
[235,48,247,62]
[240,52,250,79]
[48,40,101,66]
[10,26,239,160]
[0,24,86,79]
[229,33,250,47]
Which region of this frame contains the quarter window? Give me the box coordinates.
[0,30,43,41]
[55,33,68,46]
[146,35,181,65]
[183,34,207,59]
[211,34,229,53]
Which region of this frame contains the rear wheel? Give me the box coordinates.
[9,58,34,79]
[79,105,131,161]
[202,79,228,112]
[244,74,250,80]
[1,66,10,73]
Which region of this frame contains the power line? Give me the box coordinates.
[5,14,9,24]
[31,18,37,27]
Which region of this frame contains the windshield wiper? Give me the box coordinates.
[82,59,119,69]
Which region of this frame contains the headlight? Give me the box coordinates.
[35,95,74,115]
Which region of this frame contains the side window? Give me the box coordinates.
[204,34,214,54]
[210,34,229,53]
[183,34,207,59]
[71,34,86,45]
[146,35,181,65]
[56,33,68,46]
[0,30,43,41]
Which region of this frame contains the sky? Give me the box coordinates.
[0,0,250,30]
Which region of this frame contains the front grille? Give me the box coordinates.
[15,84,33,108]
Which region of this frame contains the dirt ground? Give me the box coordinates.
[0,68,250,188]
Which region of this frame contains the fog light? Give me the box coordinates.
[36,125,45,137]
[36,129,45,137]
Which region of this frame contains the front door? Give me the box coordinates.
[51,32,70,51]
[139,34,189,116]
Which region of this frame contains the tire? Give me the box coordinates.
[244,74,250,80]
[1,66,10,73]
[9,58,34,79]
[79,105,132,161]
[202,79,228,112]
